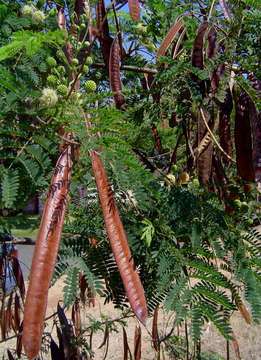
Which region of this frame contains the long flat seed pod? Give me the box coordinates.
[192,22,208,69]
[128,0,140,22]
[197,108,213,185]
[157,19,184,58]
[96,0,113,69]
[234,92,255,181]
[219,90,233,165]
[248,94,261,184]
[109,38,125,109]
[22,146,72,360]
[207,27,217,59]
[91,151,148,324]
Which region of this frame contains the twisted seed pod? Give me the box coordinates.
[90,151,148,324]
[128,0,140,22]
[109,38,125,109]
[22,146,72,360]
[157,19,184,58]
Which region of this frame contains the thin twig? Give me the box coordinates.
[92,62,158,74]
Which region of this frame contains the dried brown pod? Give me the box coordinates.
[197,108,213,185]
[109,38,125,109]
[157,19,184,58]
[234,92,255,182]
[22,146,73,360]
[91,151,148,324]
[192,21,208,69]
[128,0,140,22]
[219,90,233,165]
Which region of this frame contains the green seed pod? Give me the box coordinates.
[46,56,57,67]
[57,84,68,96]
[84,80,97,92]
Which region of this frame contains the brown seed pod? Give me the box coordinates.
[109,38,125,109]
[234,92,255,182]
[96,0,113,69]
[192,21,208,69]
[219,90,233,165]
[90,150,148,324]
[197,108,213,185]
[128,0,140,22]
[22,146,73,360]
[157,19,184,58]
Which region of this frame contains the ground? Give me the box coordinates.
[1,275,260,359]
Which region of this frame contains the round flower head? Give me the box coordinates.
[22,5,34,17]
[40,88,58,108]
[57,85,68,96]
[46,56,57,68]
[85,80,97,92]
[32,10,45,24]
[47,75,58,87]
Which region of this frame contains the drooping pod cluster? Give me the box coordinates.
[90,150,148,324]
[22,146,73,360]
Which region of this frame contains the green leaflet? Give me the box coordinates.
[0,30,67,61]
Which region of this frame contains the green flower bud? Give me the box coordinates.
[96,71,102,80]
[46,56,57,67]
[47,74,58,86]
[21,5,34,17]
[192,178,200,188]
[57,84,68,96]
[56,49,65,60]
[85,80,97,92]
[84,41,90,48]
[85,56,93,65]
[32,10,45,24]
[57,65,66,75]
[83,65,89,73]
[80,23,86,30]
[71,58,79,67]
[39,88,58,107]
